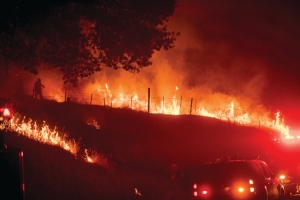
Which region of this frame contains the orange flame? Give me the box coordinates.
[5,116,107,166]
[91,84,289,136]
[87,119,101,129]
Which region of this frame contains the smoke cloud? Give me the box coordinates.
[1,0,300,124]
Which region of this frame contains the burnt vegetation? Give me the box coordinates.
[0,0,179,86]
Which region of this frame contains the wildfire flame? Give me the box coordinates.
[90,84,289,136]
[4,116,107,166]
[87,119,101,129]
[1,82,290,167]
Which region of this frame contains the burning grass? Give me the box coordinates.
[45,83,291,136]
[4,116,108,166]
[1,97,299,199]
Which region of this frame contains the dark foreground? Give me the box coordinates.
[1,97,300,199]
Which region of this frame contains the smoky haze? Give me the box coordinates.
[1,0,300,125]
[165,0,300,122]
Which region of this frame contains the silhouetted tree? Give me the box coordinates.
[0,0,179,85]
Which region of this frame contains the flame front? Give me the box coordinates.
[89,84,289,136]
[1,85,290,166]
[4,116,106,165]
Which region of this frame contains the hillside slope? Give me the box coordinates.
[2,96,297,199]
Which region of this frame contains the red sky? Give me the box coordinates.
[1,0,300,131]
[166,0,300,127]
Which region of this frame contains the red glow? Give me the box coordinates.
[3,108,10,117]
[202,190,208,195]
[196,185,212,198]
[237,187,245,192]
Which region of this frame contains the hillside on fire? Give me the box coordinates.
[2,96,299,199]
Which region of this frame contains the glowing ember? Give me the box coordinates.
[4,116,107,165]
[84,149,94,163]
[87,119,101,129]
[134,188,142,196]
[53,94,64,103]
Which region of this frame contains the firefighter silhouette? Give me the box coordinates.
[33,78,45,99]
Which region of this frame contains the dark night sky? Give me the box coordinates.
[166,0,300,128]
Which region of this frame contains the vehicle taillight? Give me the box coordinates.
[202,190,208,195]
[193,183,211,198]
[232,179,256,198]
[3,108,10,117]
[249,179,255,192]
[193,183,198,197]
[193,191,198,197]
[237,187,245,193]
[279,175,285,180]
